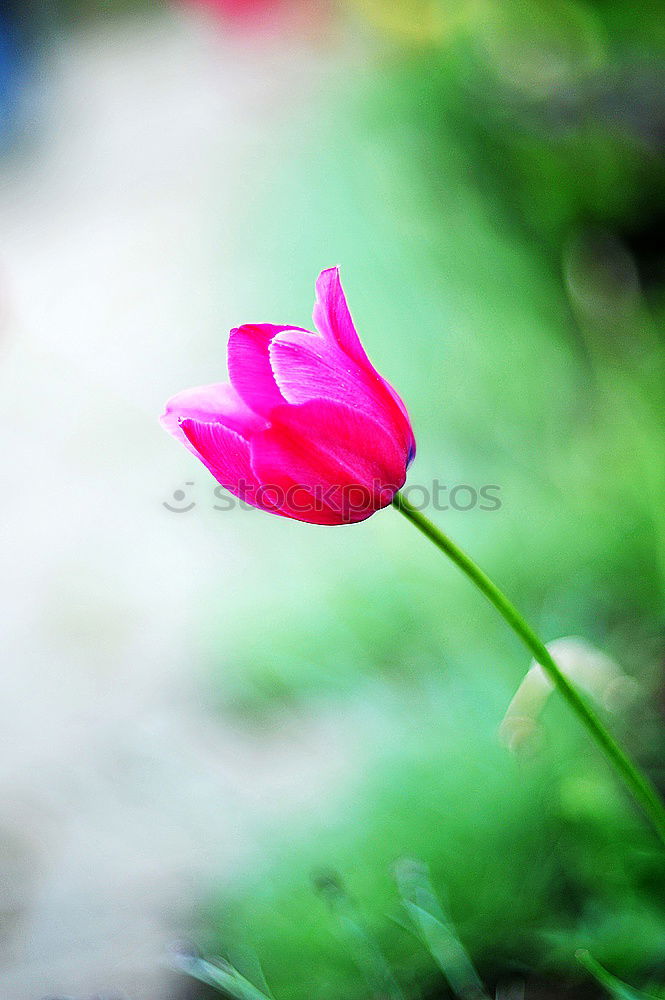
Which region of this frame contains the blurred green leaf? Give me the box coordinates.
[174,952,274,1000]
[576,949,664,1000]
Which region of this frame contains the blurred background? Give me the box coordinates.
[1,1,664,998]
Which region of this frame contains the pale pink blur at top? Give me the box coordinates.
[177,0,331,32]
[182,0,283,17]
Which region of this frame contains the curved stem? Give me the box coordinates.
[392,490,665,847]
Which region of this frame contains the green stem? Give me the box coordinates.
[392,490,665,847]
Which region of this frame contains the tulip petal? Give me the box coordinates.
[160,382,265,451]
[270,328,414,457]
[313,267,370,368]
[269,329,359,405]
[250,399,407,524]
[179,417,287,515]
[311,268,416,463]
[227,323,308,417]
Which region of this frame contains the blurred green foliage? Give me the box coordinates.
[173,0,665,995]
[200,678,665,999]
[49,0,155,20]
[7,0,665,996]
[201,0,665,713]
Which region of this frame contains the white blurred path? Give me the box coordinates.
[0,11,360,998]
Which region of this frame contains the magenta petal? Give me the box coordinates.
[312,267,370,368]
[270,328,415,458]
[228,323,308,417]
[160,382,265,451]
[311,268,415,462]
[269,329,356,405]
[250,399,407,524]
[179,417,285,515]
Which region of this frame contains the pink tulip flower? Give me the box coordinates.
[161,268,415,524]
